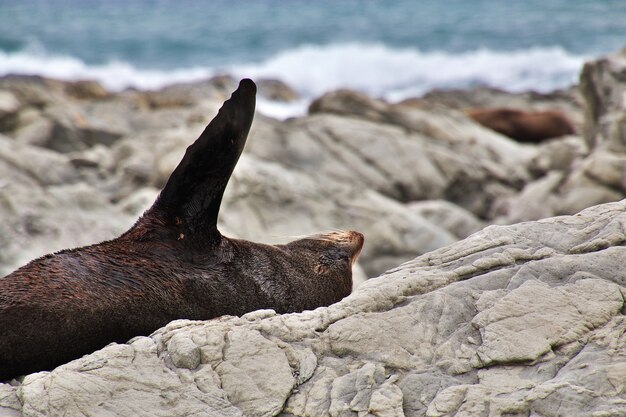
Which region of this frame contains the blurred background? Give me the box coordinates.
[1,0,625,115]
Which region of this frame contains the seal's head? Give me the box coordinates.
[287,231,364,276]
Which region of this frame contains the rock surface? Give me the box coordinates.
[1,200,624,417]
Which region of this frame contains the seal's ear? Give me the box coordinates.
[152,78,256,238]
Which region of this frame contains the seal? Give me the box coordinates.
[0,79,364,381]
[466,107,575,143]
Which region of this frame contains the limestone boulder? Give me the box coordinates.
[527,135,587,176]
[0,180,134,277]
[0,90,21,132]
[407,199,485,239]
[256,78,299,102]
[0,134,77,186]
[254,94,536,218]
[0,75,64,109]
[0,169,135,276]
[580,46,626,151]
[63,80,111,101]
[581,149,626,192]
[1,200,624,417]
[0,133,136,276]
[40,104,129,152]
[577,48,626,191]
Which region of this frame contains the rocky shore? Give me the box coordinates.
[0,47,625,416]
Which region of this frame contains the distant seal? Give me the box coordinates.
[466,107,575,143]
[0,79,364,381]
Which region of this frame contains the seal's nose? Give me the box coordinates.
[348,231,364,245]
[346,231,364,262]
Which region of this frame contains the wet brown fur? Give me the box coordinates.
[466,107,575,143]
[0,80,364,380]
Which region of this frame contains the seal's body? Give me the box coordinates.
[0,80,363,380]
[466,108,575,143]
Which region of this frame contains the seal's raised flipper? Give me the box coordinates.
[151,79,256,239]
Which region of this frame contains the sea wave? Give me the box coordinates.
[235,43,587,102]
[0,43,588,117]
[0,49,214,91]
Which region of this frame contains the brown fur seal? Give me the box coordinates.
[465,107,575,143]
[0,79,364,381]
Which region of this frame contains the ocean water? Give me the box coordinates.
[1,0,625,116]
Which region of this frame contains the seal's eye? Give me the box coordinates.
[322,252,350,263]
[315,252,350,275]
[315,264,329,274]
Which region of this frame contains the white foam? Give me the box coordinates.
[235,43,587,102]
[255,97,310,119]
[0,49,214,91]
